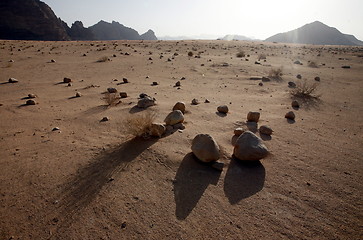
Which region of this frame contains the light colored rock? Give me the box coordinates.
[285,111,296,120]
[172,102,186,114]
[137,96,156,108]
[233,131,269,161]
[164,110,184,125]
[28,94,36,98]
[217,105,229,114]
[149,123,166,138]
[259,125,273,135]
[191,134,220,162]
[75,92,82,97]
[247,111,260,122]
[101,117,109,122]
[8,78,18,83]
[234,128,245,136]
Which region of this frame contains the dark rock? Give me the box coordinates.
[288,81,296,88]
[233,131,269,161]
[285,111,296,120]
[63,77,72,83]
[26,99,36,105]
[217,105,229,114]
[247,111,260,122]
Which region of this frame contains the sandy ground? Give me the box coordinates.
[0,39,362,240]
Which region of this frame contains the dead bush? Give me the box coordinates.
[290,80,320,99]
[236,51,245,58]
[124,111,156,138]
[97,56,110,62]
[268,67,283,80]
[308,61,318,68]
[103,92,120,106]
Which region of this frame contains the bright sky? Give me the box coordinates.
[43,0,363,40]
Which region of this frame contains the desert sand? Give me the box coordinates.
[0,39,362,240]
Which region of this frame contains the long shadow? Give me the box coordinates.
[224,158,265,205]
[55,137,157,223]
[82,105,108,115]
[291,96,322,111]
[174,153,221,220]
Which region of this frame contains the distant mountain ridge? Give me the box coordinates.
[218,35,259,41]
[265,21,363,46]
[0,0,157,41]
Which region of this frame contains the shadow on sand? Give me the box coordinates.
[174,153,221,220]
[223,158,265,204]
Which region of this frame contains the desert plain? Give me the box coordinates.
[0,39,362,239]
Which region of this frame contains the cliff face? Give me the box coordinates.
[140,30,158,40]
[89,21,141,40]
[0,0,70,41]
[65,21,95,41]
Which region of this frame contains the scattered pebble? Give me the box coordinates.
[52,127,60,131]
[314,76,320,81]
[288,81,296,88]
[120,92,128,98]
[101,117,109,122]
[175,81,181,87]
[75,92,81,97]
[191,98,199,105]
[123,78,129,83]
[63,77,72,83]
[296,74,302,79]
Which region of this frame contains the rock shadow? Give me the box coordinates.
[215,112,227,117]
[174,153,221,220]
[224,158,265,205]
[82,105,108,115]
[291,96,322,111]
[246,121,258,133]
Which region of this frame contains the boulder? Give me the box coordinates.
[191,134,220,162]
[259,125,273,135]
[233,131,269,161]
[247,111,260,122]
[172,102,186,114]
[164,110,184,126]
[149,123,166,138]
[137,96,156,108]
[217,105,229,114]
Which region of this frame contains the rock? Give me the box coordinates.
[191,98,199,105]
[288,81,296,88]
[296,74,302,79]
[341,65,351,69]
[211,161,224,171]
[173,123,185,130]
[175,81,181,87]
[172,102,186,114]
[50,59,56,63]
[217,105,229,114]
[259,125,273,135]
[26,99,36,105]
[152,81,158,86]
[63,77,72,83]
[292,100,300,108]
[149,123,166,138]
[164,110,184,125]
[107,87,117,93]
[101,117,109,122]
[166,125,174,132]
[205,99,210,103]
[137,96,156,108]
[120,92,128,98]
[258,82,263,86]
[234,128,245,136]
[314,76,320,81]
[262,77,270,82]
[247,111,260,122]
[52,127,60,131]
[180,77,186,80]
[294,60,302,65]
[191,134,220,162]
[75,92,81,97]
[233,131,269,161]
[285,111,295,120]
[67,83,72,87]
[123,78,129,83]
[139,93,148,98]
[28,94,36,98]
[8,78,18,83]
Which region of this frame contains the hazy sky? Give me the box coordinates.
[43,0,363,40]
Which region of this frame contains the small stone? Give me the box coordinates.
[211,161,224,171]
[292,100,300,108]
[28,94,36,98]
[137,96,156,108]
[26,99,36,105]
[8,78,18,83]
[191,134,220,162]
[101,117,109,122]
[288,81,296,88]
[180,77,186,80]
[204,99,210,103]
[217,105,229,114]
[233,131,269,161]
[149,123,166,138]
[139,93,148,98]
[314,76,320,81]
[63,77,72,83]
[75,92,81,97]
[172,102,186,114]
[296,74,302,79]
[259,125,273,135]
[121,222,127,229]
[107,87,117,93]
[285,111,296,120]
[67,83,72,87]
[258,82,263,86]
[247,111,260,122]
[152,81,158,86]
[341,66,351,69]
[164,110,184,125]
[123,78,129,83]
[51,59,56,63]
[52,127,60,131]
[120,92,128,98]
[294,60,302,65]
[191,98,199,105]
[234,128,245,136]
[175,81,181,87]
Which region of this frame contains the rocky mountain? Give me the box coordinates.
[0,0,70,41]
[265,21,363,46]
[140,30,158,40]
[64,21,95,41]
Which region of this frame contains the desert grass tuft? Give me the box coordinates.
[97,56,110,62]
[236,51,245,58]
[268,67,283,80]
[290,80,320,99]
[124,111,156,138]
[103,92,120,106]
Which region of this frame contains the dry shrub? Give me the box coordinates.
[268,67,283,80]
[97,56,110,62]
[187,51,193,57]
[290,80,320,99]
[308,61,318,68]
[124,111,156,138]
[258,53,267,60]
[236,51,245,58]
[103,92,120,106]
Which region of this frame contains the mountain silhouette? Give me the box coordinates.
[265,21,363,46]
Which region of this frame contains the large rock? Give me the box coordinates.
[172,102,186,113]
[149,123,166,138]
[191,134,220,162]
[137,96,156,108]
[233,131,269,161]
[164,110,184,126]
[247,111,260,122]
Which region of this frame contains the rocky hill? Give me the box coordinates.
[0,0,70,41]
[265,21,363,46]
